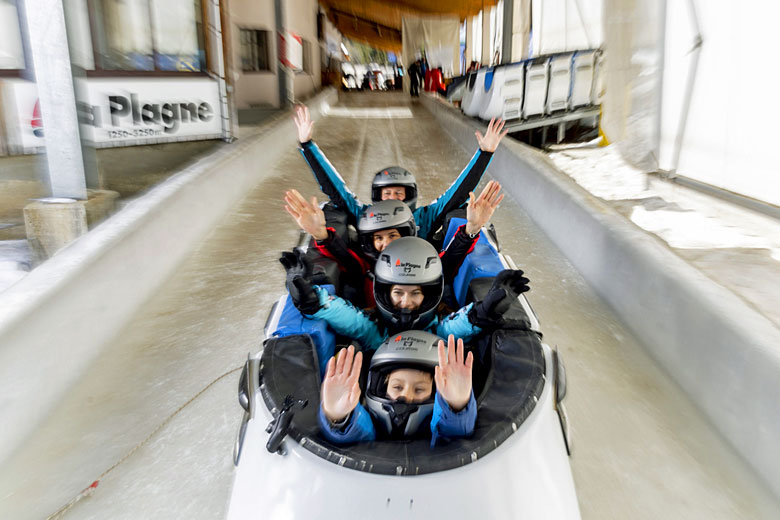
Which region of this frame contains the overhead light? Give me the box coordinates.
[341,43,349,56]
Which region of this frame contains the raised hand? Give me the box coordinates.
[284,189,328,241]
[465,180,505,235]
[434,335,473,412]
[321,345,363,423]
[475,118,508,153]
[293,104,314,143]
[468,269,530,328]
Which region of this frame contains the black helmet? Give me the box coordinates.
[365,330,439,437]
[374,237,443,330]
[357,200,417,259]
[371,167,418,211]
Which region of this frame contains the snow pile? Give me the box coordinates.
[548,145,780,259]
[631,207,780,260]
[548,146,650,200]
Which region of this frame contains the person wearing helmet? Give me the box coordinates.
[292,104,508,241]
[281,236,530,351]
[317,332,476,446]
[284,181,504,307]
[369,166,418,210]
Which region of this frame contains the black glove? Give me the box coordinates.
[280,250,320,315]
[468,269,530,328]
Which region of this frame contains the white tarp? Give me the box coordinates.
[530,0,602,56]
[402,15,460,85]
[600,0,664,171]
[657,0,780,206]
[601,0,780,206]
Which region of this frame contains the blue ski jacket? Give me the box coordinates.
[306,285,482,351]
[318,390,477,447]
[298,140,494,241]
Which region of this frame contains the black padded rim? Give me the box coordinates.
[259,327,545,476]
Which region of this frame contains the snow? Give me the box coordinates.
[322,106,414,119]
[548,145,780,258]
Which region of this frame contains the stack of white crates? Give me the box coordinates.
[479,62,526,121]
[523,60,549,118]
[546,53,574,113]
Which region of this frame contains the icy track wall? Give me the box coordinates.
[0,88,339,468]
[419,95,780,500]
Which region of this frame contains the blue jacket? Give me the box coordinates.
[318,390,477,447]
[298,141,494,240]
[307,285,482,351]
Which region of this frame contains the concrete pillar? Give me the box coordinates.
[274,0,292,108]
[22,0,87,200]
[24,190,119,263]
[482,7,492,65]
[466,16,476,66]
[501,0,514,64]
[511,0,532,60]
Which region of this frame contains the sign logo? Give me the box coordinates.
[31,100,43,137]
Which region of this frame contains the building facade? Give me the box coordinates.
[0,0,326,156]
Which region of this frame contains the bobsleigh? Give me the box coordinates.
[226,212,580,519]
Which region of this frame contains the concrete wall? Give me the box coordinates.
[0,88,338,467]
[420,94,780,500]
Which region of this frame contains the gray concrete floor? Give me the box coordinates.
[0,91,779,519]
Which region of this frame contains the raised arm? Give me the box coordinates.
[430,335,477,445]
[318,345,376,443]
[294,105,365,221]
[321,345,363,423]
[414,119,507,240]
[439,181,504,281]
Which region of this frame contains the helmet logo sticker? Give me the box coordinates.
[371,211,389,222]
[395,259,422,275]
[391,335,427,350]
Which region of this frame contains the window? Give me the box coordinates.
[302,39,312,74]
[91,0,205,72]
[240,29,271,72]
[0,0,25,71]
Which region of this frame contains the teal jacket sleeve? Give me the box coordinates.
[414,149,494,240]
[430,390,477,447]
[435,303,482,344]
[318,403,376,444]
[299,140,367,221]
[308,285,386,351]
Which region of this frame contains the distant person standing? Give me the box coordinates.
[408,59,422,97]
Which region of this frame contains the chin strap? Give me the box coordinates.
[394,309,415,329]
[383,399,419,438]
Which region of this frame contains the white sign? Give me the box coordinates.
[3,77,222,152]
[279,31,303,71]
